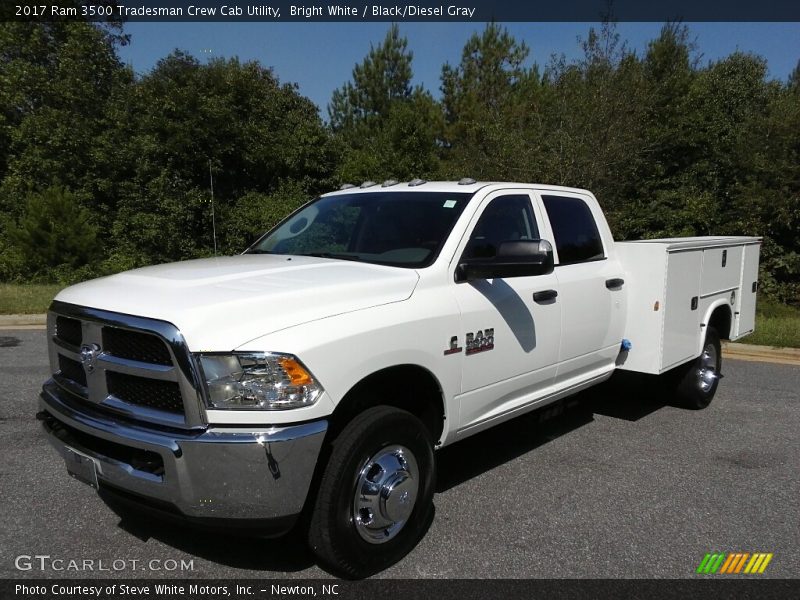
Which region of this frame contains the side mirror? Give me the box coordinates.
[456,239,554,282]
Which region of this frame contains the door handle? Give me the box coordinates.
[605,278,624,289]
[533,289,558,303]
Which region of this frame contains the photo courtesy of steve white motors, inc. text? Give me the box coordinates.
[14,583,339,598]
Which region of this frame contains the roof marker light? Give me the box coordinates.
[360,181,377,188]
[458,177,477,185]
[340,183,356,190]
[408,178,427,187]
[381,179,399,187]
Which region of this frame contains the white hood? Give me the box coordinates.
[54,255,419,350]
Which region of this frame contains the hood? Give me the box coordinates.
[54,255,419,350]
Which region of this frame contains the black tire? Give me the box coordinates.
[308,406,435,578]
[673,326,722,409]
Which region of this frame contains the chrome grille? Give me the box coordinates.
[107,372,184,414]
[47,301,206,429]
[55,316,82,346]
[102,327,172,365]
[58,355,86,387]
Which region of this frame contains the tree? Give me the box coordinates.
[110,52,337,264]
[789,59,800,93]
[538,21,649,212]
[440,23,540,179]
[219,181,308,253]
[329,24,413,130]
[609,23,699,238]
[11,187,98,274]
[0,18,131,280]
[329,26,443,183]
[0,21,130,214]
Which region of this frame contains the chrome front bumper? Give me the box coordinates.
[39,380,327,533]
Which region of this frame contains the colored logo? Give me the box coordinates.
[696,552,773,574]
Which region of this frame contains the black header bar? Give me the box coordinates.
[3,0,800,22]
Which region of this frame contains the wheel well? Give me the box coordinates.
[708,305,732,340]
[328,365,445,443]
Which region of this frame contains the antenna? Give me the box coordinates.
[209,159,217,256]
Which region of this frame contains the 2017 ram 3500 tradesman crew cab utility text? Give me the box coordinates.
[38,182,760,577]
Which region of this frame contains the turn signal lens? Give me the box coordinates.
[277,356,313,386]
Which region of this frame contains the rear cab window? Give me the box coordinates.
[541,195,605,265]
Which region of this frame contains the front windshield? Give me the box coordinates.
[246,191,473,268]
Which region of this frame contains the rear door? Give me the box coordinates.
[537,192,627,383]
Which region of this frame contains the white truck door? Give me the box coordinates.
[538,193,627,383]
[452,191,562,432]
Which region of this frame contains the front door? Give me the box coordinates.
[451,190,562,433]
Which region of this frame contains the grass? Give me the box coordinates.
[0,283,62,314]
[0,283,798,348]
[746,299,800,349]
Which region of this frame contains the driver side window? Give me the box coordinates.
[463,194,539,260]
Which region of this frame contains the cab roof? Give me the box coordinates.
[321,180,593,197]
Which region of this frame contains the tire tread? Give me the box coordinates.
[308,405,434,578]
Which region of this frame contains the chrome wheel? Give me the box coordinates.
[308,406,435,577]
[696,343,719,393]
[672,327,721,410]
[353,445,419,544]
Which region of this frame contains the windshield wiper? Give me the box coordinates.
[299,252,362,262]
[244,249,273,254]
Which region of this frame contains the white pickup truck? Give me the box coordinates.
[38,181,760,577]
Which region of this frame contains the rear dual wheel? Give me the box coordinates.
[673,327,722,409]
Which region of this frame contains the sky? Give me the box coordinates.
[117,22,800,116]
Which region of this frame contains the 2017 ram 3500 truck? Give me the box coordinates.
[38,181,760,577]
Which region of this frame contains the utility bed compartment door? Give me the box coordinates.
[663,251,703,370]
[701,246,743,297]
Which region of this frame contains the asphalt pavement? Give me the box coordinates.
[1,329,798,579]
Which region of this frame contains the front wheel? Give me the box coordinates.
[673,326,722,409]
[307,406,435,578]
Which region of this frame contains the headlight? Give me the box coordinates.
[198,352,323,410]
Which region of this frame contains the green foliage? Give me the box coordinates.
[0,229,26,282]
[0,19,130,281]
[0,283,63,314]
[220,181,309,253]
[329,24,414,129]
[0,17,797,310]
[336,91,444,182]
[440,23,540,180]
[747,298,800,348]
[0,20,336,280]
[10,187,99,274]
[330,25,442,182]
[0,21,131,216]
[100,51,336,264]
[442,23,533,122]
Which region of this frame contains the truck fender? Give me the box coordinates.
[699,300,733,355]
[331,363,449,445]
